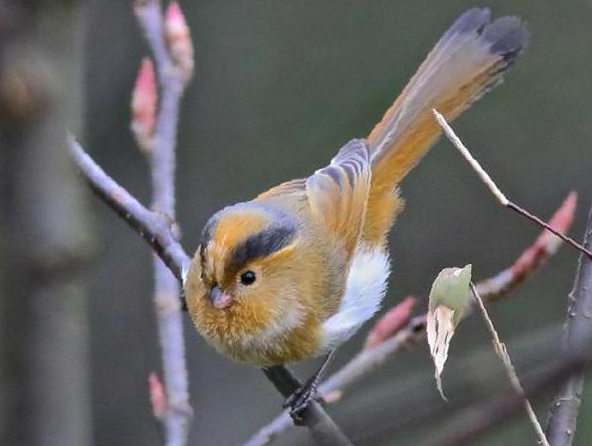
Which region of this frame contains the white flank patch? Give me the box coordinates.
[321,246,390,351]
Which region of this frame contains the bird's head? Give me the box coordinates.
[184,202,306,349]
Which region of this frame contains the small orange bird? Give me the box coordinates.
[184,8,528,416]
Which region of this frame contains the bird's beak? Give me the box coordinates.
[209,285,233,309]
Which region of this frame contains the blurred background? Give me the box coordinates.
[1,0,591,445]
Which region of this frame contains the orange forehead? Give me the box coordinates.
[205,210,269,277]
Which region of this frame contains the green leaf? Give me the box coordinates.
[426,264,472,399]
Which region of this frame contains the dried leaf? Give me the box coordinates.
[426,265,472,399]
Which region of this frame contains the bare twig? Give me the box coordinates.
[471,284,550,446]
[545,201,592,446]
[476,193,577,300]
[68,137,190,280]
[242,196,575,446]
[133,1,193,444]
[432,109,592,260]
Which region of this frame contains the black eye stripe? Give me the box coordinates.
[228,223,297,272]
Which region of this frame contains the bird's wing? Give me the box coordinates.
[256,178,307,200]
[305,139,371,261]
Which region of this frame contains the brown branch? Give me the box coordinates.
[242,194,576,446]
[545,200,592,446]
[133,1,194,444]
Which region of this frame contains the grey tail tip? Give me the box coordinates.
[452,7,531,62]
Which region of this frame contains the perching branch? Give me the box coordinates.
[263,367,354,446]
[545,201,592,446]
[242,194,576,446]
[133,1,194,444]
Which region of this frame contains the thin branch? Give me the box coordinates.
[432,109,592,260]
[242,196,575,446]
[134,1,193,444]
[545,201,592,446]
[134,0,171,76]
[476,192,577,301]
[68,137,190,280]
[471,284,550,446]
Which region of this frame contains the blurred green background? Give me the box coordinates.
[9,0,592,445]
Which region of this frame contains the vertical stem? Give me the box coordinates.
[545,201,592,446]
[135,1,192,444]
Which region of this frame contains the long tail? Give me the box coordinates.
[363,8,529,244]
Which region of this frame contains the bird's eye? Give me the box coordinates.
[240,270,257,286]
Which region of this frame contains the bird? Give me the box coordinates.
[183,8,529,419]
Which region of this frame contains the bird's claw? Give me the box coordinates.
[284,379,320,425]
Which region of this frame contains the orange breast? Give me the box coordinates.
[187,289,322,365]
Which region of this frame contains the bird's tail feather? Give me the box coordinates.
[363,8,529,244]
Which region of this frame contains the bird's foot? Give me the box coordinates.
[283,375,321,425]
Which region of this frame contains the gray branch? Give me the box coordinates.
[545,201,592,446]
[69,138,190,281]
[134,0,192,444]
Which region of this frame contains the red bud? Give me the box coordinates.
[165,2,194,86]
[148,372,167,419]
[365,296,417,349]
[131,58,157,152]
[512,191,577,280]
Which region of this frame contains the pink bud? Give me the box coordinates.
[148,372,167,419]
[165,2,194,86]
[364,296,417,349]
[131,58,157,152]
